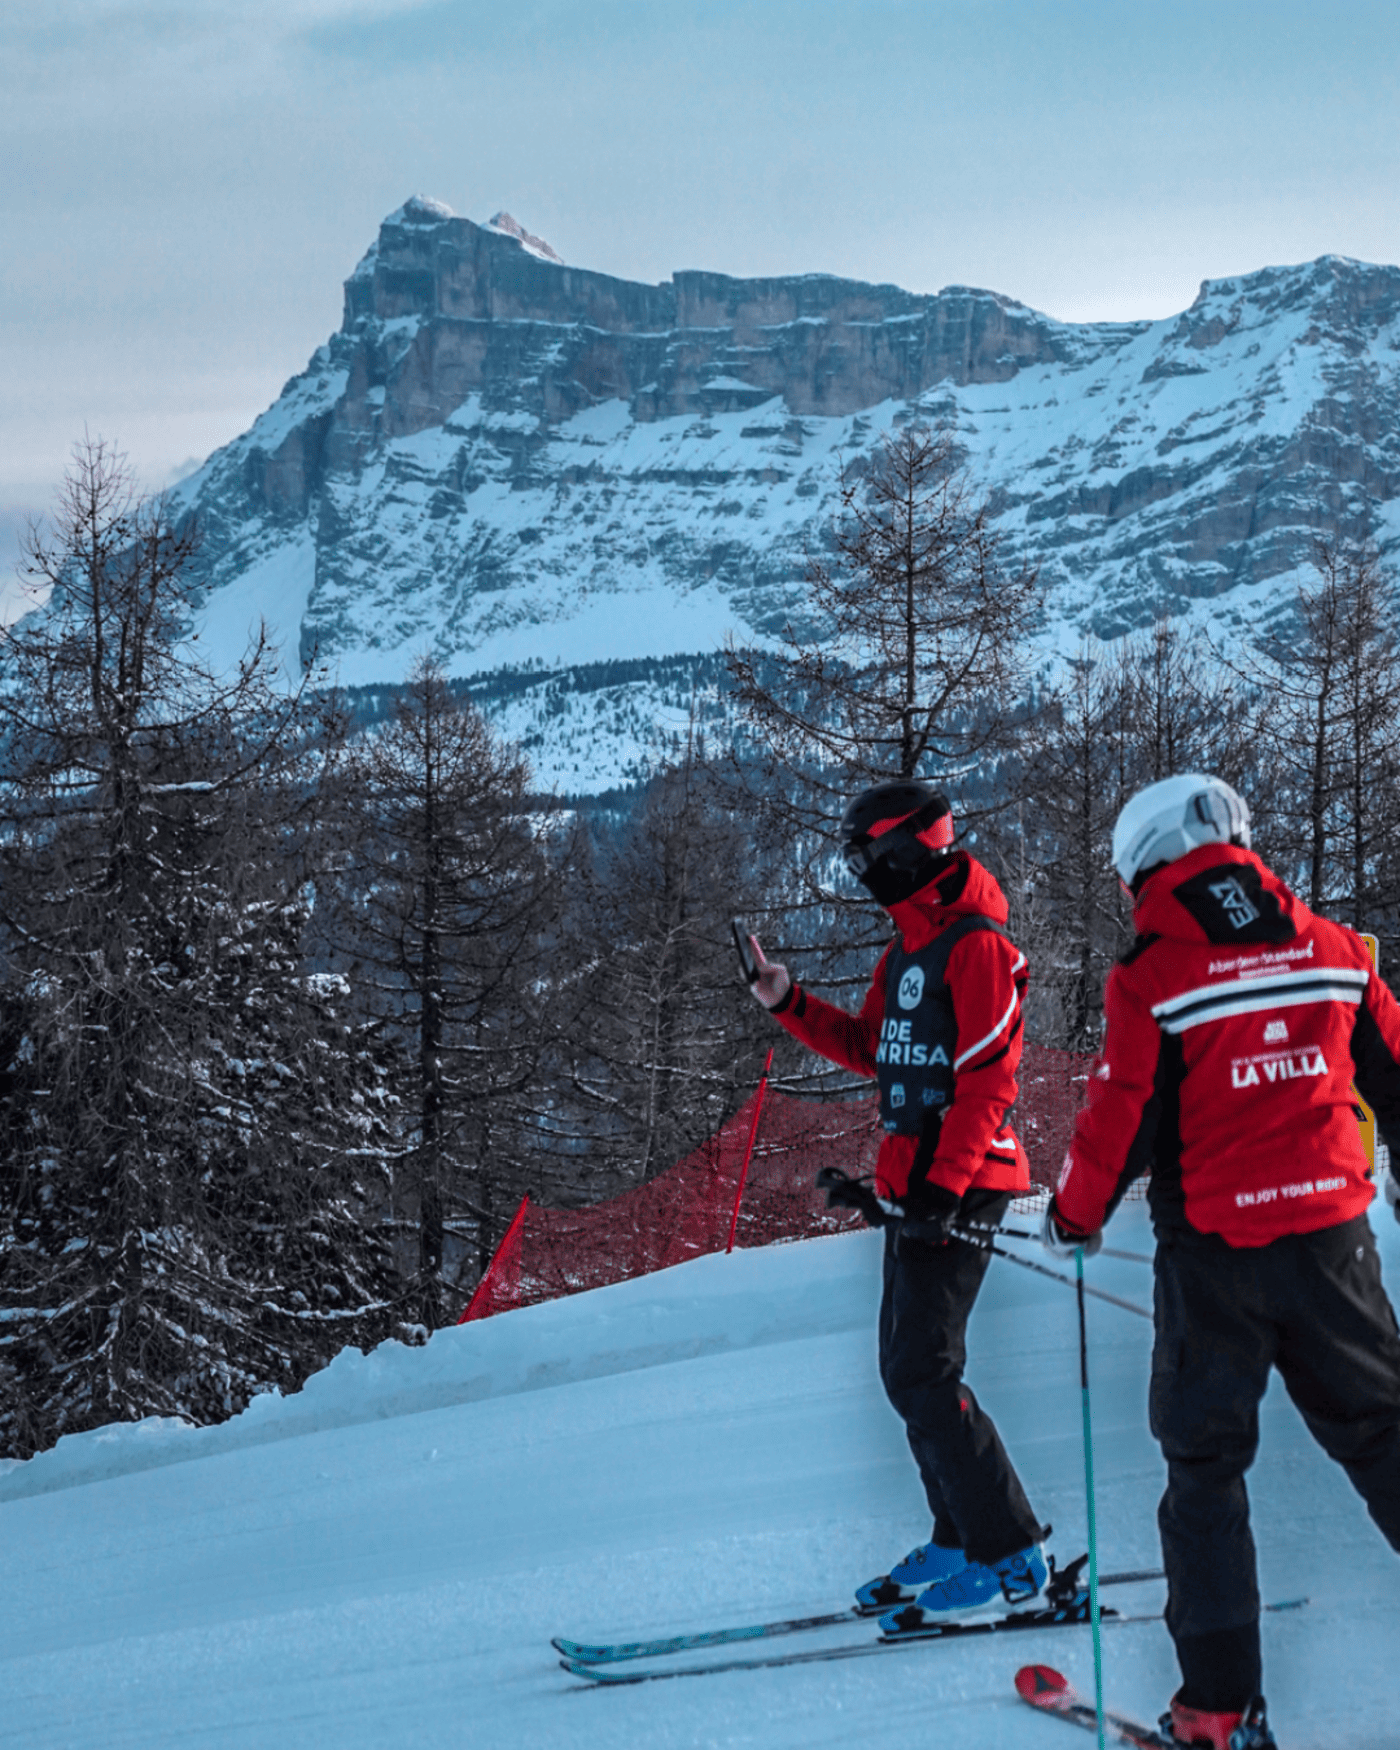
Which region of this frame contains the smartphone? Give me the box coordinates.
[731,918,759,984]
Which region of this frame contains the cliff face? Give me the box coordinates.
[326,199,1095,444]
[174,199,1400,791]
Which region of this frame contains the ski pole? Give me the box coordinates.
[820,1172,1151,1269]
[957,1220,1153,1265]
[1078,1243,1107,1750]
[948,1229,1153,1321]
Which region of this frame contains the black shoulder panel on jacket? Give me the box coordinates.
[1119,931,1162,968]
[1144,1033,1189,1234]
[1170,861,1294,945]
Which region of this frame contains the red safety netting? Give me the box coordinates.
[462,1040,1100,1322]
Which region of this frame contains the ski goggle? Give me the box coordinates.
[842,795,954,884]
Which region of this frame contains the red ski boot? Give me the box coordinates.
[1160,1692,1277,1750]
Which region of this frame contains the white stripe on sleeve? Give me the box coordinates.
[954,987,1021,1071]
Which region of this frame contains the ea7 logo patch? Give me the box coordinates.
[1209,876,1261,930]
[1263,1019,1288,1043]
[897,966,926,1010]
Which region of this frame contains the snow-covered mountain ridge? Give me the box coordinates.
[173,198,1400,792]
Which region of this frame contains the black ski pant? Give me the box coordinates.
[1151,1215,1400,1712]
[878,1201,1045,1568]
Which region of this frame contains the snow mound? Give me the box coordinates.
[0,1230,879,1502]
[386,195,455,226]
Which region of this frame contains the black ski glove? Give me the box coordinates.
[898,1181,964,1246]
[815,1166,889,1228]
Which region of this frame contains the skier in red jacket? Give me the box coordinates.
[1046,773,1400,1750]
[747,781,1049,1627]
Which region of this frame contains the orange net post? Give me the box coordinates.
[726,1047,774,1253]
[457,1192,531,1323]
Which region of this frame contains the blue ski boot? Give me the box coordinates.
[881,1540,1048,1629]
[854,1540,968,1612]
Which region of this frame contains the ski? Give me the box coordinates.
[559,1597,1306,1687]
[553,1556,1162,1664]
[564,1595,1124,1686]
[554,1607,859,1666]
[1016,1662,1174,1748]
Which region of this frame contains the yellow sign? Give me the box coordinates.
[1356,933,1379,1172]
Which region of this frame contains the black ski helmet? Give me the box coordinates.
[840,780,955,906]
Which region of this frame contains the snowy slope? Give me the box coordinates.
[3,1199,1396,1748]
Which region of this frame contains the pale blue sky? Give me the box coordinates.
[4,0,1400,556]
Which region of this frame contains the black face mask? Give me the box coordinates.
[843,801,954,907]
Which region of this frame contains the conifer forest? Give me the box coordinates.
[3,430,1398,1459]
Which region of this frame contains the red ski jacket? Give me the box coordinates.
[1057,843,1400,1247]
[770,852,1031,1204]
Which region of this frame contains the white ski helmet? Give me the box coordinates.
[1111,775,1251,890]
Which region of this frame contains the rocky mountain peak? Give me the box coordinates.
[485,212,564,265]
[170,207,1400,794]
[388,194,456,226]
[1185,252,1400,325]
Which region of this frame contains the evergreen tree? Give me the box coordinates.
[724,425,1043,975]
[730,426,1040,782]
[1011,641,1137,1047]
[0,440,398,1458]
[1244,533,1400,952]
[1009,620,1254,1047]
[556,742,782,1191]
[334,658,552,1325]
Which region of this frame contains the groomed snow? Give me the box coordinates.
[3,1198,1396,1747]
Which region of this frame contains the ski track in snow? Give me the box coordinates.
[2,1200,1396,1748]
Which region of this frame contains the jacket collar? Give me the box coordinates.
[887,851,1009,950]
[1133,842,1302,945]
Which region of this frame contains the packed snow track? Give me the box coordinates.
[2,1201,1394,1747]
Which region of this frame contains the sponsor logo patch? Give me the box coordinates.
[1230,1047,1328,1088]
[1209,876,1262,930]
[1263,1019,1288,1043]
[1208,941,1315,977]
[875,1017,950,1067]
